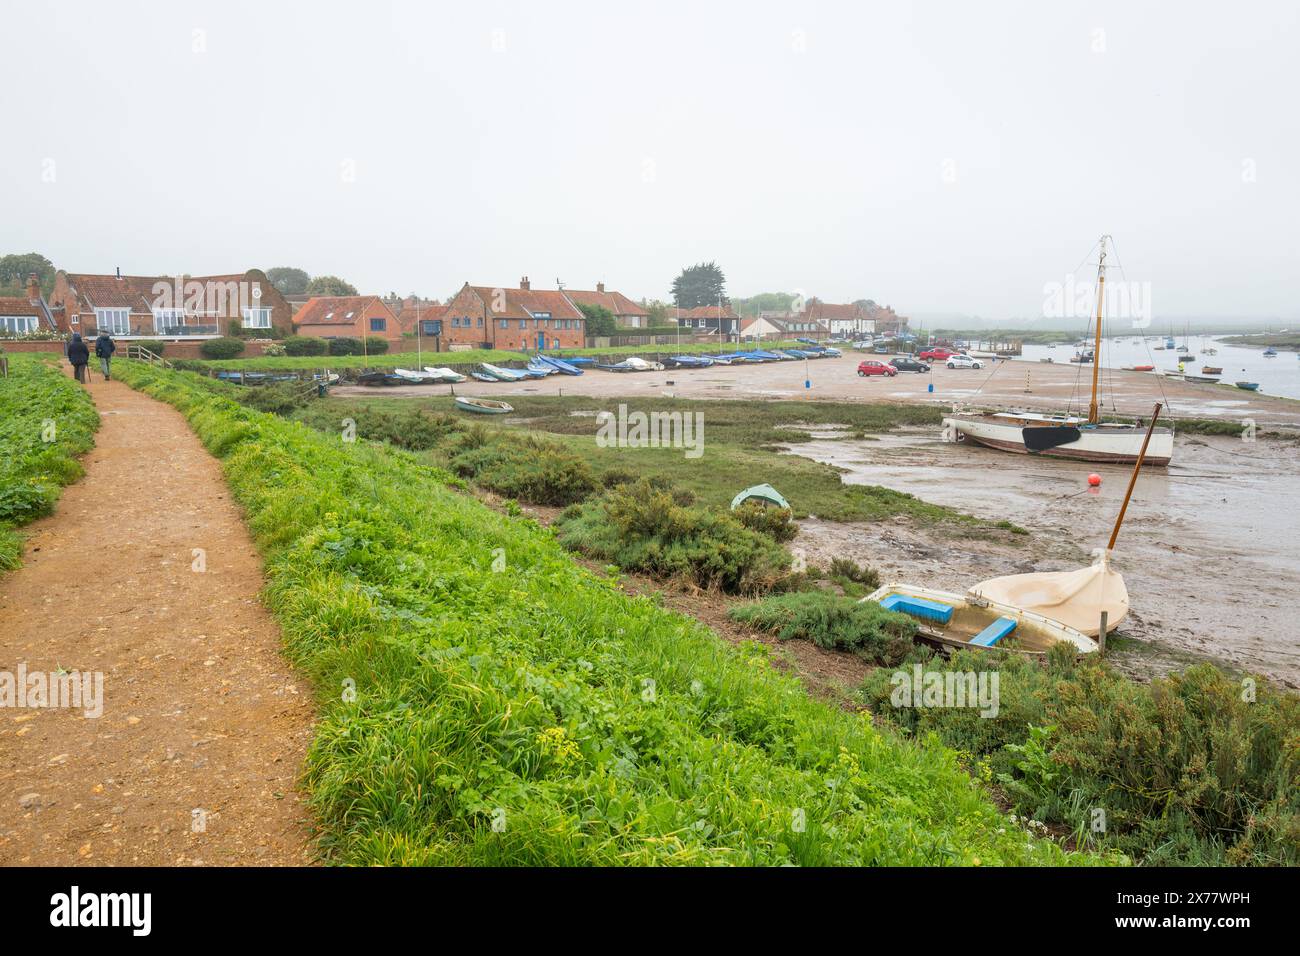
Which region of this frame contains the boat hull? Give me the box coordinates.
[944,415,1174,465]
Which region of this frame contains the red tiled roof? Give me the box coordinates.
[60,271,276,315]
[673,305,739,321]
[804,301,865,322]
[0,296,45,318]
[295,295,390,326]
[469,286,584,321]
[563,289,648,317]
[398,303,447,326]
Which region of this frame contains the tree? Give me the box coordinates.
[644,300,672,326]
[265,267,310,294]
[853,299,878,310]
[733,292,797,317]
[0,252,56,296]
[305,275,358,296]
[577,303,617,336]
[670,261,727,309]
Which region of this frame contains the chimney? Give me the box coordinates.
[26,272,40,302]
[115,266,122,280]
[519,276,530,290]
[596,281,605,293]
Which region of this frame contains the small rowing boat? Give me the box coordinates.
[1263,347,1278,357]
[1123,364,1155,372]
[1235,381,1260,391]
[864,584,1097,655]
[1201,366,1223,375]
[1184,374,1219,384]
[454,396,513,414]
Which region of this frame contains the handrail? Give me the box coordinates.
[126,344,172,368]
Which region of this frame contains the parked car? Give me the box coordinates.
[857,360,898,377]
[946,354,984,369]
[919,347,962,361]
[889,356,931,373]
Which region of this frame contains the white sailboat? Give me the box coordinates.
[943,236,1175,466]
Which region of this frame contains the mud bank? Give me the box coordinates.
[785,428,1300,687]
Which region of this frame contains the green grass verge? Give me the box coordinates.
[113,359,1101,865]
[0,354,99,572]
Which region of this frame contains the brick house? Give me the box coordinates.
[438,277,586,350]
[399,302,448,338]
[0,273,58,335]
[293,295,403,343]
[49,268,293,338]
[562,283,650,328]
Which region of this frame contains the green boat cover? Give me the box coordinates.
[730,483,790,511]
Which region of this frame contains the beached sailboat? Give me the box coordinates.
[943,236,1175,465]
[867,405,1166,651]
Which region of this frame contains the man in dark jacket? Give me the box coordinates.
[67,333,90,384]
[94,332,117,380]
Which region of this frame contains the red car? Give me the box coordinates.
[919,347,961,361]
[857,360,897,377]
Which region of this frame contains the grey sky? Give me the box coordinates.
[4,0,1297,321]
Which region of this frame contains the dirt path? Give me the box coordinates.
[0,373,316,866]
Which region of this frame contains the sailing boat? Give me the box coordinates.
[943,236,1176,465]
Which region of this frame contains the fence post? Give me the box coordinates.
[1098,610,1108,655]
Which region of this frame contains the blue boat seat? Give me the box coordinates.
[880,593,955,624]
[969,616,1017,647]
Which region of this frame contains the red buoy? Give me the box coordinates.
[1088,473,1102,487]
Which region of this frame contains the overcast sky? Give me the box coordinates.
[4,0,1297,321]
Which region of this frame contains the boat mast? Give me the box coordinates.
[1088,236,1108,424]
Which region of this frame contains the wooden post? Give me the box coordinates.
[1098,610,1108,655]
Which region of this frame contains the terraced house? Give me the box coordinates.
[562,282,650,328]
[439,277,587,350]
[49,268,293,339]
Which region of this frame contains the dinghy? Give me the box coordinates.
[1201,366,1223,375]
[394,368,440,384]
[1235,381,1260,391]
[454,396,513,415]
[422,367,467,383]
[534,354,584,375]
[864,584,1097,654]
[478,363,528,381]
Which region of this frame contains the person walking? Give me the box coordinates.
[67,333,90,384]
[94,331,117,380]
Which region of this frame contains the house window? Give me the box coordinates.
[518,319,526,329]
[0,315,38,334]
[94,308,131,334]
[476,317,482,327]
[369,317,386,332]
[498,319,508,329]
[242,307,272,329]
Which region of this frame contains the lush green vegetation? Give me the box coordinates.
[113,359,1095,865]
[729,591,916,664]
[863,645,1300,865]
[556,478,794,595]
[0,355,99,571]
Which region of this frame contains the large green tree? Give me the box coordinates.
[0,252,56,296]
[670,261,727,309]
[577,302,617,336]
[266,266,310,294]
[305,274,358,296]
